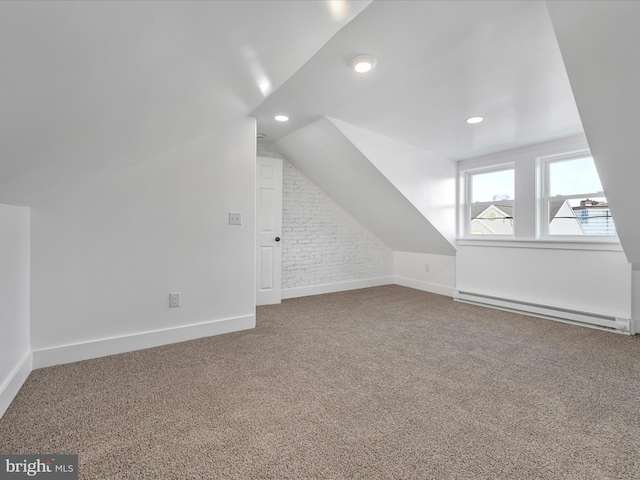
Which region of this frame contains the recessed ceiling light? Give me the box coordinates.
[466,116,484,124]
[274,115,289,122]
[349,55,377,73]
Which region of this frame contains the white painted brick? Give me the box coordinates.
[282,160,392,289]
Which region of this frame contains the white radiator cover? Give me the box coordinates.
[453,290,635,335]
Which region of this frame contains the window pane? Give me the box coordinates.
[471,169,514,203]
[549,157,603,196]
[548,197,616,236]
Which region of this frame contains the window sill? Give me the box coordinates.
[456,237,623,252]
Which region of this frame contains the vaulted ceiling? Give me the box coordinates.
[253,0,583,160]
[0,0,369,205]
[1,1,638,262]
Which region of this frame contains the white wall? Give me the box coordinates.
[30,119,257,367]
[330,118,458,248]
[0,204,31,417]
[282,160,393,297]
[257,142,283,160]
[457,244,631,319]
[393,252,456,297]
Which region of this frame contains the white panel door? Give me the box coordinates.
[256,157,283,305]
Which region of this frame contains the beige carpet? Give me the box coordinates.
[1,285,639,479]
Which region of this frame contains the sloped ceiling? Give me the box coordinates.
[275,117,455,255]
[254,0,584,256]
[547,0,640,266]
[253,0,582,160]
[0,0,370,206]
[331,118,457,246]
[2,1,607,259]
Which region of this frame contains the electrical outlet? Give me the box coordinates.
[425,264,430,273]
[229,212,242,225]
[169,292,181,308]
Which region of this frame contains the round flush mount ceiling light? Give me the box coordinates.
[274,115,289,122]
[349,54,377,73]
[466,116,484,124]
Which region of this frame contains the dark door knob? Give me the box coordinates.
[275,236,281,242]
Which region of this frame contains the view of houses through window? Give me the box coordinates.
[468,168,514,235]
[463,152,616,238]
[544,156,616,236]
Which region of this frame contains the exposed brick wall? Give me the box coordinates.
[281,159,392,289]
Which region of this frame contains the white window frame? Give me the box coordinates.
[461,164,515,238]
[537,150,618,241]
[457,137,621,250]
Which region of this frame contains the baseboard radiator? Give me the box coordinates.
[453,290,635,335]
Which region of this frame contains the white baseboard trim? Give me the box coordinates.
[282,277,394,299]
[0,352,32,419]
[394,276,455,297]
[32,314,255,369]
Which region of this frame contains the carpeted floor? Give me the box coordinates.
[1,285,639,479]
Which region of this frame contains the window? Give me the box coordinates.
[458,138,619,245]
[465,167,514,236]
[540,153,616,237]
